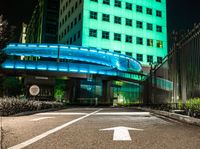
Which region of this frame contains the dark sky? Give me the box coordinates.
[0,0,200,40]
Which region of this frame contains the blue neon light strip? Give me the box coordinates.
[4,43,142,72]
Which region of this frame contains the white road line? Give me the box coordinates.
[8,109,102,149]
[36,112,88,116]
[96,112,150,116]
[30,117,54,121]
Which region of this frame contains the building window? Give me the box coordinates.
[136,5,143,13]
[136,37,143,45]
[89,29,97,37]
[125,52,132,57]
[79,0,82,4]
[126,18,132,26]
[71,22,73,29]
[79,13,82,20]
[114,0,121,8]
[90,11,98,19]
[67,25,70,32]
[114,50,121,53]
[70,37,72,44]
[68,11,70,18]
[147,23,153,30]
[146,8,152,15]
[74,18,77,25]
[156,10,162,17]
[147,39,153,47]
[74,34,76,42]
[156,0,161,3]
[157,57,162,63]
[137,54,143,61]
[91,0,98,2]
[156,40,163,48]
[103,0,110,5]
[114,33,121,41]
[78,30,81,38]
[75,2,78,9]
[102,31,109,39]
[156,25,162,32]
[125,35,132,43]
[136,21,143,28]
[114,16,121,24]
[147,55,153,63]
[102,14,110,22]
[126,2,132,10]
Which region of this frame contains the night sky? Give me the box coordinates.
[0,0,200,40]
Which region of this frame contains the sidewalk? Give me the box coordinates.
[136,107,200,127]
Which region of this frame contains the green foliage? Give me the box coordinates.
[0,97,64,116]
[185,98,200,112]
[54,83,65,102]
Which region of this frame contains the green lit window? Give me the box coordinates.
[90,11,98,19]
[147,39,153,47]
[156,25,162,32]
[102,14,110,22]
[114,33,121,41]
[91,0,98,2]
[157,57,162,63]
[114,16,121,24]
[156,40,163,48]
[126,2,132,10]
[147,23,153,30]
[125,35,132,43]
[136,37,143,45]
[103,0,110,5]
[156,10,162,17]
[136,21,143,28]
[89,29,97,37]
[102,31,109,39]
[147,55,153,63]
[146,8,152,15]
[137,54,143,61]
[114,0,121,8]
[125,52,132,57]
[136,5,143,13]
[126,18,132,26]
[156,0,161,3]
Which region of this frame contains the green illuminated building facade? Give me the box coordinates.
[58,0,167,68]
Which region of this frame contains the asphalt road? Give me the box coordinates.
[1,107,200,149]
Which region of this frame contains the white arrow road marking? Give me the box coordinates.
[8,109,102,149]
[30,117,54,121]
[100,126,143,141]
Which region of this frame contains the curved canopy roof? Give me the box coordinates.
[3,43,142,72]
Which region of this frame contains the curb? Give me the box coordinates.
[136,107,200,127]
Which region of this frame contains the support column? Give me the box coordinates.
[102,80,112,105]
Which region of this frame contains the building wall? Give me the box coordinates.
[58,0,83,45]
[26,0,59,43]
[58,0,167,67]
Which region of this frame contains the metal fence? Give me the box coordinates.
[143,23,200,105]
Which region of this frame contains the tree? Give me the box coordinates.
[0,15,16,63]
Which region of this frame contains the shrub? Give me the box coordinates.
[0,97,64,116]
